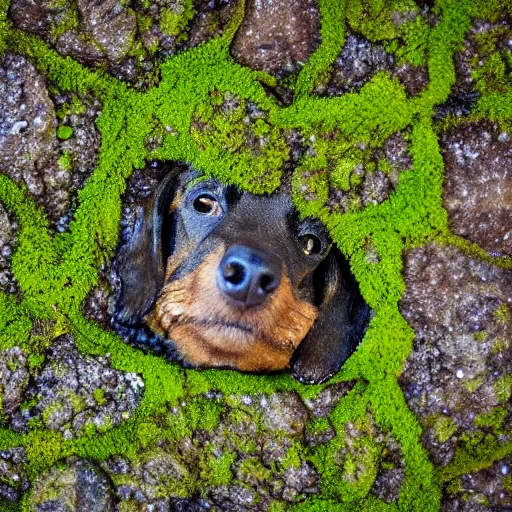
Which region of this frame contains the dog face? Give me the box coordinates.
[115,165,370,383]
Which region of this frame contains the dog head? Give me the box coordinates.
[115,165,370,383]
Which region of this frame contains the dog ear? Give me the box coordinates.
[291,247,371,384]
[114,167,181,325]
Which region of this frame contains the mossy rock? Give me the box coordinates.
[0,0,512,510]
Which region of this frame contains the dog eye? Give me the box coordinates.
[193,194,222,216]
[300,235,322,255]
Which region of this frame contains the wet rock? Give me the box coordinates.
[31,457,115,512]
[186,0,237,49]
[0,347,29,416]
[55,30,106,65]
[0,54,61,218]
[0,204,17,293]
[0,55,99,228]
[322,132,412,215]
[441,121,512,257]
[399,245,512,467]
[319,34,394,96]
[304,381,356,418]
[231,0,321,76]
[370,436,404,504]
[76,0,137,62]
[100,392,319,510]
[315,32,428,98]
[51,92,101,231]
[261,392,309,435]
[9,335,144,437]
[441,455,512,511]
[8,0,57,36]
[0,447,29,503]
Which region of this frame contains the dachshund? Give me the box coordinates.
[114,164,370,384]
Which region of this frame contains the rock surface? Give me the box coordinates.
[400,245,512,468]
[4,335,144,438]
[441,122,512,257]
[31,457,115,512]
[231,0,320,76]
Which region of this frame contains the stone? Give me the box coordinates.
[0,347,29,416]
[231,0,320,76]
[31,457,115,512]
[399,245,512,470]
[0,447,29,503]
[8,335,144,437]
[76,0,137,63]
[441,121,512,257]
[319,34,394,96]
[441,454,512,511]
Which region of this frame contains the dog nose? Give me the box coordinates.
[217,245,281,308]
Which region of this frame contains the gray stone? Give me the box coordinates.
[399,245,512,468]
[31,457,115,512]
[9,335,144,437]
[231,0,320,76]
[441,454,512,511]
[76,0,137,62]
[0,347,29,416]
[441,121,512,257]
[0,447,29,503]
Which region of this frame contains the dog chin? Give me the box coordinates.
[166,320,299,372]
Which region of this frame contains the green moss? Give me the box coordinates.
[202,449,235,487]
[346,0,418,43]
[238,458,272,482]
[159,1,194,38]
[57,151,73,172]
[57,125,73,140]
[474,407,508,430]
[307,417,332,436]
[494,375,512,404]
[50,1,79,40]
[463,377,484,393]
[432,416,457,443]
[92,388,106,406]
[493,302,510,326]
[282,443,303,470]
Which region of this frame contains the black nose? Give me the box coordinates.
[217,245,281,308]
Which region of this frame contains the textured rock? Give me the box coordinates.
[1,1,512,509]
[441,122,512,257]
[0,204,16,293]
[0,448,29,503]
[0,55,100,227]
[76,0,137,62]
[441,454,512,511]
[400,245,512,469]
[0,54,60,218]
[318,34,394,96]
[94,390,322,510]
[231,0,320,76]
[323,131,412,214]
[31,457,115,512]
[0,347,29,416]
[315,32,428,98]
[8,335,144,438]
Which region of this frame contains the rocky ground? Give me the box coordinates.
[0,0,511,510]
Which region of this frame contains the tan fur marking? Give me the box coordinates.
[149,246,318,372]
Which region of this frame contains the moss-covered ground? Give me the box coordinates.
[0,0,511,510]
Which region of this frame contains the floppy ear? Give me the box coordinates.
[114,167,181,325]
[291,248,371,384]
